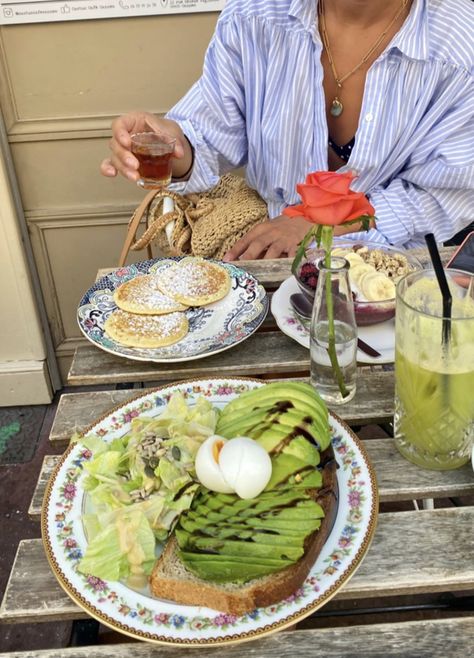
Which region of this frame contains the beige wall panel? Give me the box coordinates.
[28,215,149,346]
[11,137,146,211]
[0,162,46,362]
[0,15,218,126]
[1,12,222,386]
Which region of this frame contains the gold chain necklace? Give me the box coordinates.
[320,0,408,117]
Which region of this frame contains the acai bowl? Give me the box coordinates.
[295,242,422,326]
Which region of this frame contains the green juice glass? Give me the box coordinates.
[394,268,474,470]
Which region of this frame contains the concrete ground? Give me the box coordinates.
[0,394,72,653]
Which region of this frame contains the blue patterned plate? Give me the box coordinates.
[77,258,268,363]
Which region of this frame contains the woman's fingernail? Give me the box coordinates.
[126,158,136,167]
[126,171,137,181]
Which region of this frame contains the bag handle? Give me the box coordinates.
[118,189,157,267]
[163,196,176,244]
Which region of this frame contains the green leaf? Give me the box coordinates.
[77,509,156,581]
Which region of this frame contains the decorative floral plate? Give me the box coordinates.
[272,277,395,365]
[42,378,378,646]
[77,258,268,363]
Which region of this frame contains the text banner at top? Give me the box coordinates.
[0,0,225,25]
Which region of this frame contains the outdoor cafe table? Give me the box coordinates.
[1,247,473,657]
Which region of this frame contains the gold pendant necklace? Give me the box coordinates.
[319,0,408,117]
[330,96,343,118]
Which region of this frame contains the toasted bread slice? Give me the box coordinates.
[150,447,338,615]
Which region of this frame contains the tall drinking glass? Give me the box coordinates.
[394,268,474,470]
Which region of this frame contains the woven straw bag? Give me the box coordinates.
[118,174,268,266]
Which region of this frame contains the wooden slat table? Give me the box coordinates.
[2,247,473,657]
[69,248,451,387]
[2,507,474,625]
[1,619,473,658]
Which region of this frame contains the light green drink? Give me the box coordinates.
[394,269,474,470]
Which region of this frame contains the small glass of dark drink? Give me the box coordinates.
[130,132,176,189]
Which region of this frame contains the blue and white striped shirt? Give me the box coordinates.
[167,0,474,248]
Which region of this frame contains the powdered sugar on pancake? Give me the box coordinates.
[114,274,187,314]
[156,258,230,305]
[104,309,188,347]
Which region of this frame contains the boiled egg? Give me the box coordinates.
[219,437,272,499]
[195,435,234,493]
[195,435,272,499]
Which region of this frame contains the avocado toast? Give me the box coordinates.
[150,382,339,615]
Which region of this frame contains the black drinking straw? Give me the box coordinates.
[424,233,452,345]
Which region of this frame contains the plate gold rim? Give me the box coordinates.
[41,377,379,646]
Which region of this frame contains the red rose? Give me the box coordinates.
[283,171,375,226]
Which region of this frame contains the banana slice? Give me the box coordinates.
[332,247,351,257]
[344,252,365,266]
[359,271,396,301]
[349,263,375,287]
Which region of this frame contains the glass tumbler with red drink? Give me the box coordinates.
[130,132,176,189]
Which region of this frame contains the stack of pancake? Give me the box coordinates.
[104,258,231,349]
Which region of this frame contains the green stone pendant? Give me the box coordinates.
[330,97,343,117]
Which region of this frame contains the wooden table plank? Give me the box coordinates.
[98,258,294,288]
[77,247,454,390]
[3,508,473,624]
[364,439,474,502]
[63,364,394,430]
[29,445,474,521]
[96,247,453,287]
[68,332,308,385]
[28,455,59,519]
[48,389,144,445]
[0,618,472,658]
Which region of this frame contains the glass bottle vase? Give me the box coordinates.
[310,256,358,404]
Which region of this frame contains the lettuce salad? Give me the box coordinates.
[74,392,218,586]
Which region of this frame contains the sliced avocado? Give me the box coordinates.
[264,453,311,489]
[262,412,327,446]
[248,532,305,547]
[276,470,323,490]
[217,409,330,453]
[251,489,310,510]
[180,553,293,582]
[216,406,292,438]
[187,537,305,561]
[181,520,306,540]
[256,425,313,453]
[274,502,325,519]
[217,406,319,440]
[239,516,323,533]
[216,382,327,421]
[280,436,320,465]
[216,381,331,451]
[190,526,305,544]
[174,381,333,584]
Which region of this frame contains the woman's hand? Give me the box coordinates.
[224,215,312,260]
[100,111,193,183]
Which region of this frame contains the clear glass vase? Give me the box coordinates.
[310,256,358,404]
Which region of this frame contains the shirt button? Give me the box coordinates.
[365,112,374,122]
